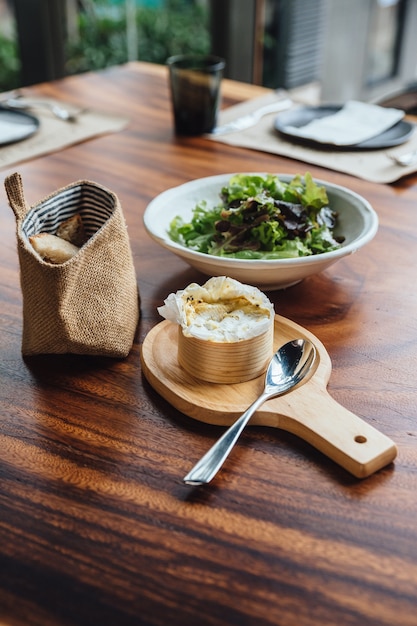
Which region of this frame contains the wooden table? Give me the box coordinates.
[1,62,416,626]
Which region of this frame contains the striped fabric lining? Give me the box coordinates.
[22,183,115,241]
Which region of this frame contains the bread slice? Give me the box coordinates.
[56,213,87,247]
[29,233,79,264]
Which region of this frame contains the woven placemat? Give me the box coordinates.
[0,98,128,169]
[210,93,417,184]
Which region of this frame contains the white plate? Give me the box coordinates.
[0,106,39,145]
[274,105,414,149]
[143,173,379,290]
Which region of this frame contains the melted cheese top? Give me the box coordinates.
[158,276,274,342]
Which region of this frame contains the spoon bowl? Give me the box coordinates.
[183,338,316,485]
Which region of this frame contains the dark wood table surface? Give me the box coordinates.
[1,62,417,626]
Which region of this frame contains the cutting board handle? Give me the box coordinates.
[268,388,398,478]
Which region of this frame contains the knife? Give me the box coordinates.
[212,97,293,135]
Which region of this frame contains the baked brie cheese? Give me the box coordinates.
[158,276,275,383]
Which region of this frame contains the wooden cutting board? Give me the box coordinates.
[140,315,397,478]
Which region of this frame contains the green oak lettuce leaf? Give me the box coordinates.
[251,219,288,251]
[222,172,328,210]
[284,172,329,209]
[221,173,288,204]
[307,224,341,254]
[169,201,219,253]
[212,238,312,259]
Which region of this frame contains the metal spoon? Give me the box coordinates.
[2,96,79,122]
[183,338,316,485]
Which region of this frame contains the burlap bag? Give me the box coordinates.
[5,173,139,357]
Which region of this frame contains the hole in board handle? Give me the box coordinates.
[355,435,367,444]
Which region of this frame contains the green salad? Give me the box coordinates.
[168,173,344,259]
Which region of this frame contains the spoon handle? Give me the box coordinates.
[183,391,270,485]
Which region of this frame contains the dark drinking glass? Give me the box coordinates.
[167,55,225,135]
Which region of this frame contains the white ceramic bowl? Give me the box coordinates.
[143,173,378,290]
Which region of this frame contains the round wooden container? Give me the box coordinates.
[177,322,274,384]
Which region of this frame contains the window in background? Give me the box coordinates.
[320,0,417,103]
[0,0,20,90]
[65,0,211,80]
[209,0,326,89]
[0,0,210,91]
[262,0,326,89]
[364,0,405,86]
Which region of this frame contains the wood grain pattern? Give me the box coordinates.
[0,62,417,626]
[177,323,274,383]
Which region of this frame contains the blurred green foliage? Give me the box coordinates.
[0,0,210,90]
[0,34,21,91]
[66,0,210,74]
